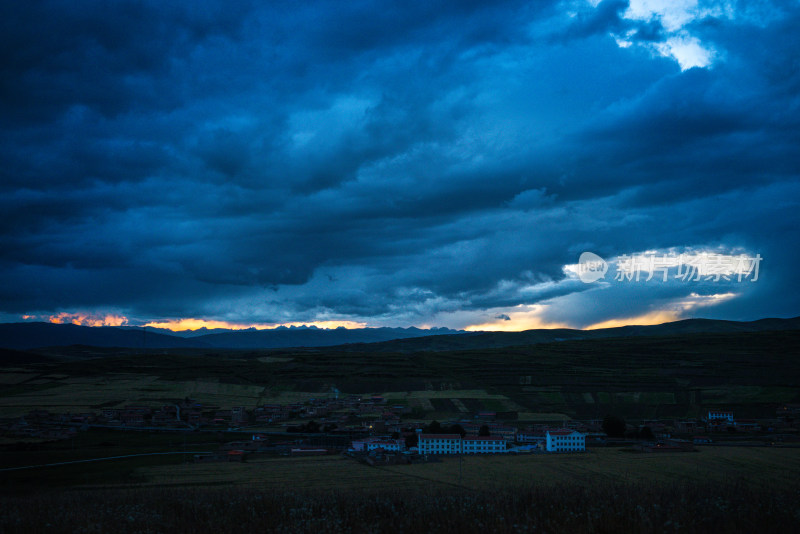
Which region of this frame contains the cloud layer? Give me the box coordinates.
[1,0,798,329]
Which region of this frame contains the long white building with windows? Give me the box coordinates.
[545,430,586,452]
[417,434,463,454]
[417,434,508,455]
[462,435,506,454]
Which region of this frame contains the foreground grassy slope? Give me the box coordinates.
[135,447,800,492]
[3,446,800,533]
[3,430,799,493]
[4,478,799,533]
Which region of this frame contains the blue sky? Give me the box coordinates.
[1,0,798,330]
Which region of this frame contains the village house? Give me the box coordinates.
[515,430,546,445]
[366,439,405,453]
[231,406,249,425]
[69,413,94,424]
[255,405,289,424]
[101,408,120,421]
[734,419,761,432]
[120,410,146,426]
[187,411,203,425]
[212,410,232,425]
[350,437,383,452]
[486,424,517,441]
[545,429,586,453]
[392,404,413,415]
[459,422,516,440]
[674,420,704,433]
[151,410,179,425]
[776,404,800,420]
[707,410,734,423]
[305,405,330,417]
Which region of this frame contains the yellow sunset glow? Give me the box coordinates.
[584,310,681,330]
[465,306,572,332]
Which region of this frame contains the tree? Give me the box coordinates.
[305,420,320,433]
[478,424,491,436]
[639,426,655,440]
[427,420,443,433]
[447,424,466,437]
[405,433,418,449]
[602,415,626,438]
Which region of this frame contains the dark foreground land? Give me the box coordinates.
[1,328,799,531]
[2,479,799,533]
[2,445,800,532]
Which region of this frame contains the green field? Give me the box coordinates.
[3,441,800,533]
[4,428,799,494]
[126,447,800,492]
[2,329,799,420]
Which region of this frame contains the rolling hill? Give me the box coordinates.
[0,316,798,352]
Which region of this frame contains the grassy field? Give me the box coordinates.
[4,426,800,494]
[0,428,240,491]
[3,444,800,532]
[123,446,800,492]
[0,374,267,416]
[3,477,799,533]
[2,329,799,420]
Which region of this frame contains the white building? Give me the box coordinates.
[417,434,462,455]
[462,436,507,454]
[366,439,405,453]
[707,411,734,423]
[516,432,546,444]
[350,437,382,452]
[545,430,585,453]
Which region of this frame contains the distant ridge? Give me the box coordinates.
[329,317,800,352]
[0,317,798,352]
[0,322,208,350]
[0,322,462,350]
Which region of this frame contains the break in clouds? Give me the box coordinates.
[1,0,799,330]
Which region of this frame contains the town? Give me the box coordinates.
[5,391,800,465]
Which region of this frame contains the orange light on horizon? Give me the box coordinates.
[49,312,128,327]
[584,310,681,330]
[142,318,368,332]
[584,293,737,330]
[464,305,572,332]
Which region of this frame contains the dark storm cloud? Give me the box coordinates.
[0,1,254,123]
[1,0,799,327]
